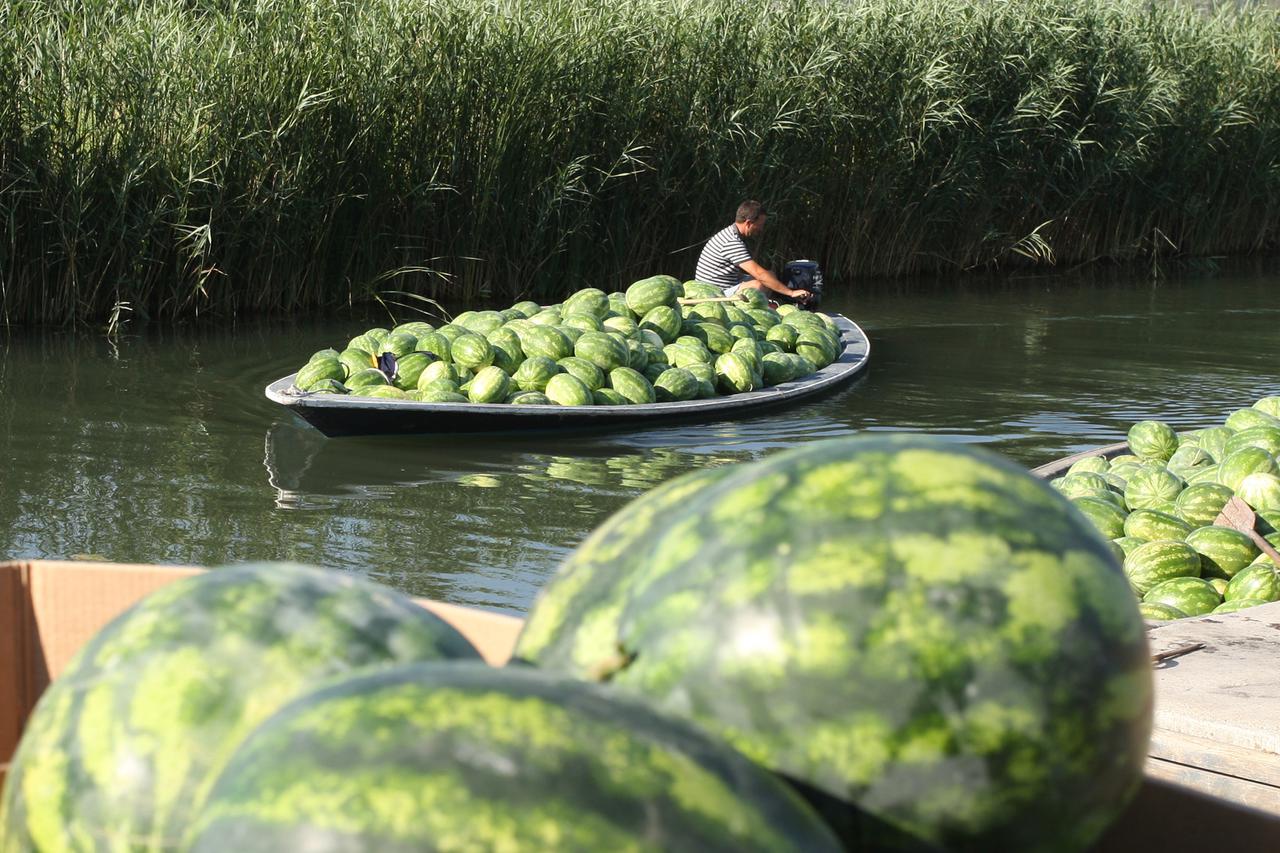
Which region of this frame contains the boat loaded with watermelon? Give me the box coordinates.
[266,275,870,436]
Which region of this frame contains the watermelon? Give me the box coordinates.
[714,352,755,394]
[418,378,459,398]
[544,373,594,407]
[1213,598,1269,614]
[1072,496,1128,539]
[625,275,680,316]
[0,564,478,852]
[392,352,436,390]
[603,315,640,338]
[450,333,495,370]
[761,351,797,386]
[506,390,549,404]
[574,331,629,372]
[512,356,561,392]
[1225,563,1280,602]
[414,331,451,362]
[337,347,375,377]
[1254,396,1280,418]
[1173,482,1235,527]
[683,280,723,299]
[1166,444,1215,475]
[560,312,601,334]
[486,327,525,372]
[182,660,841,851]
[1218,446,1278,491]
[1185,526,1259,578]
[417,361,461,389]
[1142,577,1221,617]
[516,435,1151,851]
[557,324,585,346]
[418,388,468,403]
[1122,509,1191,542]
[378,332,418,357]
[766,324,800,351]
[640,306,682,344]
[295,358,344,391]
[1127,421,1178,461]
[1195,426,1234,460]
[1223,425,1280,458]
[795,329,838,369]
[1138,602,1188,621]
[557,356,605,391]
[468,366,510,403]
[529,308,563,327]
[609,367,656,405]
[362,385,407,400]
[1113,536,1147,556]
[1207,577,1230,597]
[1225,407,1280,432]
[347,332,381,354]
[653,367,699,402]
[1123,466,1184,511]
[592,388,629,406]
[435,324,468,342]
[563,287,610,320]
[686,363,718,399]
[695,322,735,355]
[520,325,574,361]
[1067,456,1110,475]
[457,310,505,335]
[391,320,434,338]
[747,307,781,329]
[790,353,818,377]
[1056,472,1113,499]
[667,343,712,369]
[626,339,649,371]
[1236,472,1280,513]
[345,367,390,389]
[1124,540,1201,595]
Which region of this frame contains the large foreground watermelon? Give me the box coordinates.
[0,563,479,851]
[186,663,840,852]
[516,435,1152,851]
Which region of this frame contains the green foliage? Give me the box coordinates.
[4,0,1280,324]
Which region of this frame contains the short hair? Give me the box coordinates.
[735,200,766,223]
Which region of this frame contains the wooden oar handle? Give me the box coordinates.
[1245,528,1280,567]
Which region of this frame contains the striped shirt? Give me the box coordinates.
[695,224,752,291]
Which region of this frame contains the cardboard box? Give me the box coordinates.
[0,560,521,779]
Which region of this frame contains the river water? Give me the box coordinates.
[2,270,1277,614]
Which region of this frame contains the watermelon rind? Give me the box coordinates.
[0,564,479,852]
[1141,577,1221,617]
[1124,540,1202,595]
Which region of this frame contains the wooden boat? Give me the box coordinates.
[266,315,870,437]
[1029,441,1129,478]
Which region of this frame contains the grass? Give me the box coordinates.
[2,0,1279,324]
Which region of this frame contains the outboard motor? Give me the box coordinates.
[780,260,824,309]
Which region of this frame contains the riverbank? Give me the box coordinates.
[3,0,1279,324]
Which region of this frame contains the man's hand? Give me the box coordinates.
[788,289,811,302]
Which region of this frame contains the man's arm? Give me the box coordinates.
[739,259,810,300]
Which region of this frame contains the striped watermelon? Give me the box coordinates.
[1124,540,1201,595]
[1218,447,1278,491]
[512,356,561,392]
[653,367,699,402]
[695,322,735,355]
[607,367,654,404]
[467,366,510,403]
[345,367,389,389]
[450,333,496,369]
[362,385,407,399]
[186,663,839,852]
[557,356,605,391]
[519,325,574,361]
[1237,472,1280,513]
[1056,472,1113,499]
[1185,526,1259,579]
[562,287,610,320]
[544,373,594,406]
[1123,509,1191,542]
[1067,456,1110,475]
[1123,466,1184,511]
[508,390,551,405]
[574,331,629,372]
[640,306,682,343]
[1225,563,1280,602]
[592,388,628,406]
[1139,601,1188,621]
[1142,577,1221,617]
[714,352,756,394]
[1174,482,1234,527]
[392,352,436,390]
[624,275,679,316]
[1223,425,1280,457]
[761,351,797,386]
[1127,421,1178,461]
[1072,496,1128,539]
[1225,407,1280,432]
[517,435,1151,851]
[295,358,344,391]
[378,332,418,357]
[1214,598,1270,613]
[0,564,478,851]
[1113,536,1147,556]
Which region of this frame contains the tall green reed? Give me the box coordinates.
[2,0,1279,324]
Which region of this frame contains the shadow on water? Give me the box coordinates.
[2,271,1279,611]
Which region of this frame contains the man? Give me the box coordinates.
[694,200,811,303]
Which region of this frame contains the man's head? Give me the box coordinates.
[735,200,767,237]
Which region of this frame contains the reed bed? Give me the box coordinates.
[2,0,1279,324]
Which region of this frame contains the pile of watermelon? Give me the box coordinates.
[1049,395,1280,621]
[2,435,1154,851]
[291,275,845,405]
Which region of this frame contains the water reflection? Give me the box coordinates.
[2,271,1279,613]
